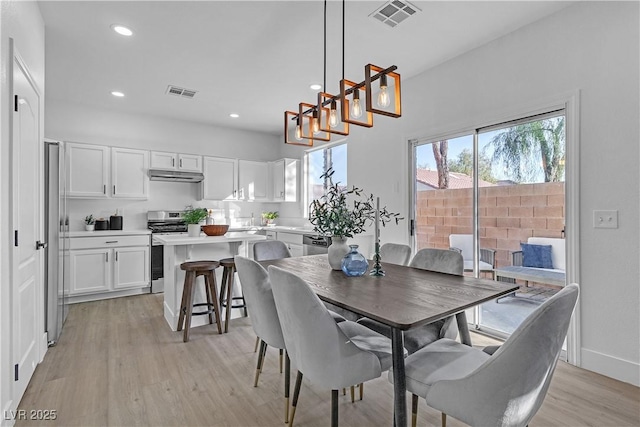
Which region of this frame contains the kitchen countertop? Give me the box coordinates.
[153,232,267,246]
[68,229,152,238]
[228,225,317,235]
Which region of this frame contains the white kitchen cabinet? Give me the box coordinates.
[201,156,238,200]
[271,158,299,202]
[150,151,202,172]
[238,160,269,201]
[111,147,149,199]
[66,142,110,198]
[68,234,150,302]
[276,231,303,257]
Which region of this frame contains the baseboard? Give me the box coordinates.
[39,332,48,362]
[581,348,640,386]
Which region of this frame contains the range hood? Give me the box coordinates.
[148,169,204,183]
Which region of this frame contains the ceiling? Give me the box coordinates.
[39,1,573,136]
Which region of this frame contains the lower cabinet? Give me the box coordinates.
[69,234,150,302]
[275,231,304,257]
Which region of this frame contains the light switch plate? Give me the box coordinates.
[593,210,618,229]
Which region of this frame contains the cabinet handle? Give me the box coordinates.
[113,185,116,194]
[103,184,106,194]
[106,252,109,262]
[172,158,175,167]
[115,251,118,262]
[180,159,183,168]
[105,240,119,244]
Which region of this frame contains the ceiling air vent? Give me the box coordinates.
[166,85,197,99]
[370,0,420,28]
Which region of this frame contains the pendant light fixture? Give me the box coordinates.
[284,0,402,146]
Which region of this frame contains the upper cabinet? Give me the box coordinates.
[271,158,299,202]
[67,142,148,199]
[201,156,238,200]
[111,147,149,199]
[150,151,202,172]
[66,143,110,198]
[238,160,269,201]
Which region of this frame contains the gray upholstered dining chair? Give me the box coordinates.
[379,242,412,266]
[268,265,397,427]
[253,240,292,262]
[391,283,579,427]
[235,256,291,423]
[357,248,464,354]
[449,234,496,278]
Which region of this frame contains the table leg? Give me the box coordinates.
[391,327,407,427]
[456,311,472,346]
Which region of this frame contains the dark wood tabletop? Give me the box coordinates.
[260,254,520,330]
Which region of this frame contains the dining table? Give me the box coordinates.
[259,254,520,427]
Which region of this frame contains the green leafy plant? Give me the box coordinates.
[261,211,279,220]
[309,169,403,238]
[84,214,95,225]
[182,206,208,225]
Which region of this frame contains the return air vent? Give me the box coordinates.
[370,0,420,28]
[165,85,197,99]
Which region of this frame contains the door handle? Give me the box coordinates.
[36,240,47,250]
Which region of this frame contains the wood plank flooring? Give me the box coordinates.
[16,294,640,427]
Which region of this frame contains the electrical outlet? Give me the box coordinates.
[593,210,618,229]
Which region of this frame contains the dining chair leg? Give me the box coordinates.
[441,412,447,427]
[411,394,419,427]
[254,336,260,352]
[290,371,303,426]
[254,340,267,387]
[350,385,355,403]
[284,352,290,424]
[331,389,339,427]
[279,348,283,373]
[359,383,363,400]
[260,342,267,373]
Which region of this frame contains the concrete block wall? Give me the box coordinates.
[416,182,565,267]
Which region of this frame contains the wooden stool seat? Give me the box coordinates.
[218,257,247,333]
[177,260,223,342]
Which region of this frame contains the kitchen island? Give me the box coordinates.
[153,232,267,331]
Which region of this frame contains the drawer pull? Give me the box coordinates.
[105,240,119,244]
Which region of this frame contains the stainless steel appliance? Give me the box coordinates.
[302,234,332,255]
[44,141,69,346]
[147,210,187,293]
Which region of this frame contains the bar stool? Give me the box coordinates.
[177,260,223,342]
[218,257,247,333]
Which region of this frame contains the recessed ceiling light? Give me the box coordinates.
[229,113,240,118]
[309,84,322,91]
[111,91,125,97]
[111,24,133,36]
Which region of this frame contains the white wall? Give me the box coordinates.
[46,100,283,229]
[0,0,45,420]
[284,1,639,385]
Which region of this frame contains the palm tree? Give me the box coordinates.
[485,117,565,183]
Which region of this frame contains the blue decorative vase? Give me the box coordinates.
[341,245,369,277]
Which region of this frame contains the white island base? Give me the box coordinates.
[153,232,267,331]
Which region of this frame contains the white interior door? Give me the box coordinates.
[12,48,42,401]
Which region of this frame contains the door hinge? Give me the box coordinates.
[14,95,19,112]
[14,364,18,381]
[14,230,18,247]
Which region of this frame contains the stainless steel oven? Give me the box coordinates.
[302,234,332,255]
[148,210,187,293]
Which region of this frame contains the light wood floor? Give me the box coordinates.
[17,294,640,427]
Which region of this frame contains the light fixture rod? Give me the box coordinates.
[323,0,327,92]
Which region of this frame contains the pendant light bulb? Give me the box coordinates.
[377,74,391,108]
[351,89,362,119]
[329,100,339,128]
[295,117,302,140]
[312,110,320,135]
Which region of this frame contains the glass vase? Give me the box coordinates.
[341,245,369,277]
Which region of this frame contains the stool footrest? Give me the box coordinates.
[221,296,247,309]
[190,302,216,317]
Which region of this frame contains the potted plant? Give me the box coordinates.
[84,214,95,231]
[309,169,402,270]
[182,206,208,237]
[261,211,279,226]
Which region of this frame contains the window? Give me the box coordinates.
[304,142,347,216]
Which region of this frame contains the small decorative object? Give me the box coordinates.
[95,218,109,230]
[328,236,350,270]
[182,206,208,237]
[262,211,279,226]
[205,209,215,225]
[201,224,229,236]
[84,214,95,231]
[370,197,384,276]
[109,209,123,230]
[341,245,369,277]
[310,168,403,270]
